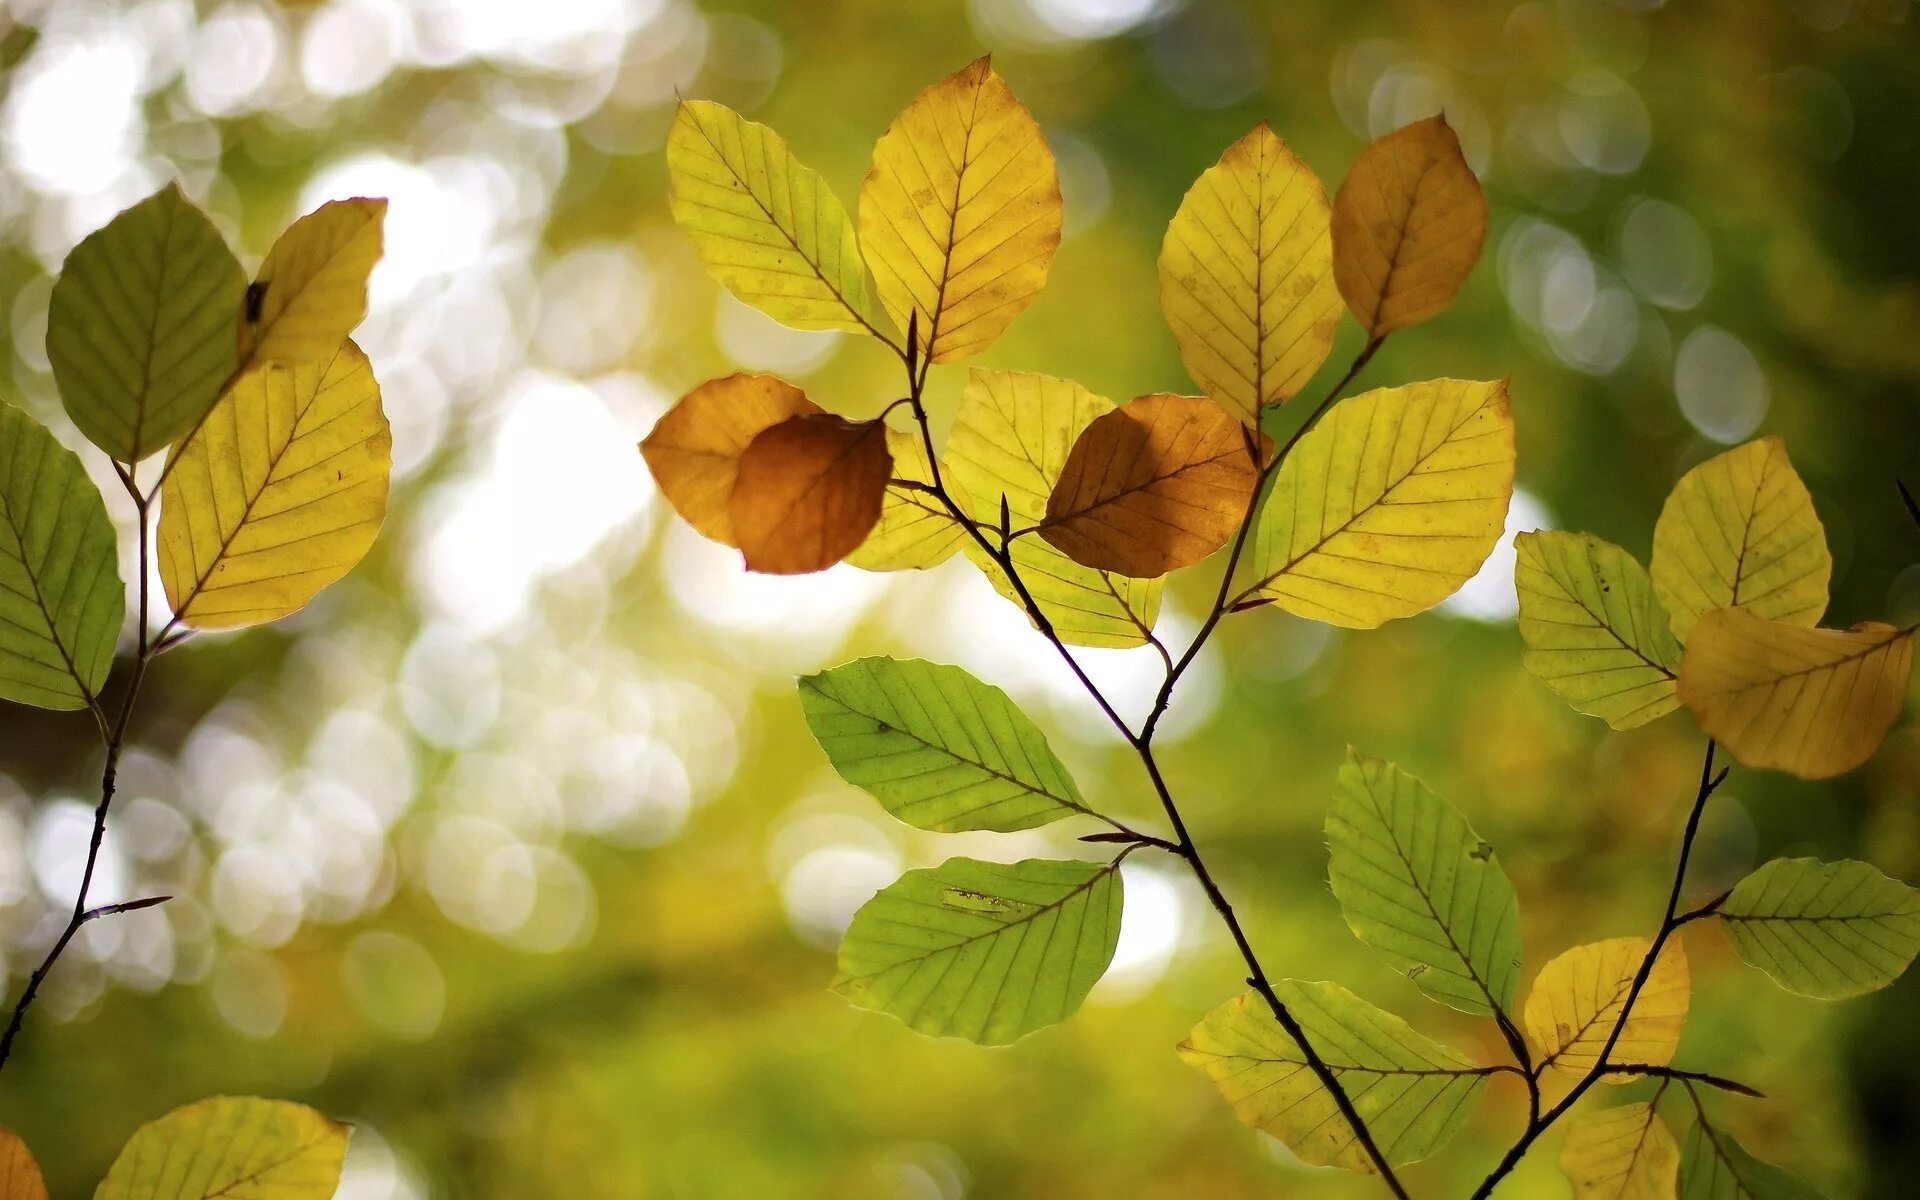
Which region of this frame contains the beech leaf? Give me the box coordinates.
[1515,530,1683,730]
[845,428,964,571]
[1560,1102,1681,1200]
[237,198,385,369]
[729,413,892,574]
[1680,1120,1826,1200]
[1718,857,1920,999]
[94,1096,348,1200]
[0,1125,46,1200]
[1524,936,1690,1080]
[640,372,823,548]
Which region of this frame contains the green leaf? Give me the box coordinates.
[0,403,123,710]
[1515,530,1682,730]
[95,1095,349,1200]
[47,183,245,464]
[799,657,1094,832]
[1326,750,1523,1017]
[1681,1119,1825,1200]
[1178,981,1487,1172]
[834,856,1121,1045]
[1718,857,1920,1000]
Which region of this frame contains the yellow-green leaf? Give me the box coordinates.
[158,341,390,629]
[845,427,965,571]
[47,183,245,463]
[1719,857,1920,1000]
[238,198,385,367]
[1680,1120,1825,1200]
[1560,1102,1681,1200]
[0,1125,46,1200]
[730,414,892,575]
[94,1096,348,1200]
[1158,123,1340,425]
[641,372,823,548]
[1243,378,1514,628]
[859,57,1062,363]
[1331,115,1487,336]
[1650,437,1830,642]
[1677,608,1914,780]
[1515,531,1683,730]
[1525,936,1690,1080]
[667,100,894,339]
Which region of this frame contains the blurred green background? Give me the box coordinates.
[1,0,1917,1196]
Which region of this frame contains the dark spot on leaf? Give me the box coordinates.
[1468,840,1493,862]
[875,720,892,734]
[245,281,268,323]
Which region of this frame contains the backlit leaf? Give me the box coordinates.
[1331,115,1487,336]
[859,57,1061,363]
[95,1095,348,1200]
[1680,1120,1825,1200]
[1650,437,1830,642]
[667,100,894,339]
[1157,123,1340,425]
[1718,857,1920,999]
[798,656,1093,831]
[845,427,964,571]
[834,856,1121,1045]
[0,403,123,710]
[0,1125,46,1200]
[641,372,823,547]
[730,413,891,574]
[1326,750,1523,1017]
[1515,531,1683,730]
[237,198,385,368]
[1676,608,1914,779]
[1243,378,1514,628]
[1560,1102,1681,1200]
[1525,937,1689,1080]
[1178,982,1486,1172]
[1040,392,1263,577]
[157,341,390,629]
[47,183,245,463]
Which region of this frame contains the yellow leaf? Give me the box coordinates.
[95,1096,347,1200]
[1525,937,1689,1080]
[1331,114,1487,336]
[158,341,390,629]
[846,428,965,571]
[667,100,895,340]
[1040,393,1263,577]
[1650,437,1831,641]
[641,372,823,547]
[1243,379,1514,628]
[1158,123,1341,425]
[1558,1102,1681,1200]
[1677,608,1915,779]
[0,1125,46,1200]
[730,414,892,575]
[1514,531,1682,730]
[238,198,385,367]
[859,57,1062,363]
[942,370,1160,647]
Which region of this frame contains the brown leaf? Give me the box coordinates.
[731,414,893,574]
[640,373,822,546]
[1039,393,1264,577]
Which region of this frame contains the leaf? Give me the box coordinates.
[1525,937,1690,1079]
[1650,437,1831,642]
[834,856,1121,1045]
[1157,123,1341,425]
[1515,531,1683,730]
[640,372,823,547]
[0,403,123,710]
[1326,750,1523,1017]
[1177,981,1486,1172]
[157,341,390,630]
[1038,393,1263,577]
[1560,1102,1682,1200]
[729,413,892,575]
[0,1125,46,1200]
[1243,378,1514,628]
[845,427,965,571]
[942,370,1160,647]
[1331,114,1487,336]
[1680,1120,1825,1200]
[1717,857,1920,1000]
[799,657,1094,831]
[1676,608,1915,779]
[47,183,246,464]
[859,56,1062,363]
[237,197,385,368]
[94,1095,348,1200]
[666,99,894,339]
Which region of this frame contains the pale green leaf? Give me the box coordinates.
[1719,857,1920,1000]
[1680,1120,1825,1200]
[1515,530,1682,729]
[95,1096,348,1200]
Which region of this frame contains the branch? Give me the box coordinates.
[1605,1064,1764,1099]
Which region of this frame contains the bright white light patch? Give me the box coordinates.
[3,35,145,195]
[1439,488,1554,622]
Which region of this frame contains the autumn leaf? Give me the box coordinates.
[640,372,823,548]
[1525,937,1690,1079]
[237,198,386,368]
[1717,858,1920,1000]
[729,413,891,574]
[859,57,1062,363]
[1331,114,1487,336]
[1559,1102,1681,1200]
[0,1125,45,1200]
[1515,531,1683,730]
[844,428,964,571]
[94,1096,348,1200]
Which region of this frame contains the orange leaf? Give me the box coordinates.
[641,373,822,547]
[0,1125,46,1200]
[731,414,893,574]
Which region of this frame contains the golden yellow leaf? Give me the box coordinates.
[1677,608,1915,779]
[859,57,1061,363]
[1558,1102,1681,1200]
[95,1096,347,1200]
[1040,392,1263,577]
[942,370,1160,647]
[845,427,965,571]
[1650,437,1831,642]
[1525,936,1689,1080]
[0,1125,46,1200]
[158,341,390,629]
[238,198,385,367]
[730,414,892,574]
[1158,123,1341,425]
[1331,115,1487,336]
[1242,379,1514,628]
[641,373,823,547]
